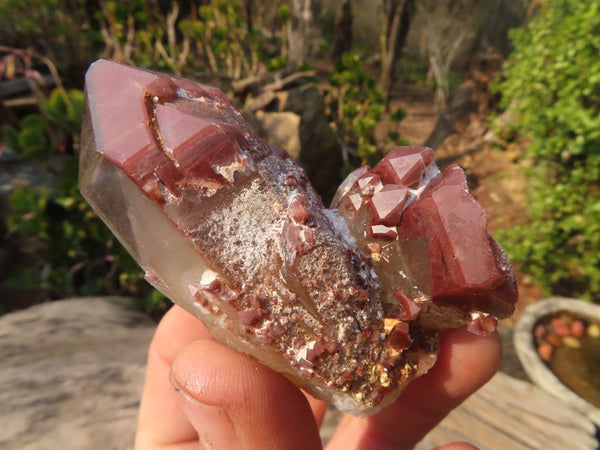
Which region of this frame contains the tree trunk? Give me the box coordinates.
[424,81,476,150]
[288,0,321,69]
[379,0,415,107]
[331,0,353,62]
[245,0,253,34]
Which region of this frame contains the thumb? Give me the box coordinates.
[171,339,322,450]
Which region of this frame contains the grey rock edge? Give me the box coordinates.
[514,296,600,426]
[0,297,155,450]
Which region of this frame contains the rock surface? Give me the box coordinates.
[0,297,155,450]
[251,84,343,203]
[280,84,343,204]
[254,110,302,159]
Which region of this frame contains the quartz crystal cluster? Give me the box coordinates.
[79,60,518,416]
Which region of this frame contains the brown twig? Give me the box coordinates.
[0,46,64,92]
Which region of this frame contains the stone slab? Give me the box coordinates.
[0,297,155,450]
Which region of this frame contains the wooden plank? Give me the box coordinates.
[417,372,598,450]
[320,372,598,448]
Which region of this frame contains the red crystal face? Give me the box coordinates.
[84,60,158,164]
[80,60,517,417]
[397,166,515,317]
[372,146,434,188]
[368,185,409,226]
[155,104,239,178]
[333,145,518,323]
[84,59,257,204]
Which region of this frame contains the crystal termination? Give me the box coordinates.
[80,60,517,416]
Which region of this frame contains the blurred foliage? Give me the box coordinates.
[179,1,265,78]
[0,0,287,316]
[2,89,83,159]
[326,51,408,172]
[0,0,104,81]
[395,58,429,84]
[0,2,408,316]
[493,0,600,301]
[328,51,384,167]
[2,115,52,160]
[0,0,287,81]
[2,86,167,313]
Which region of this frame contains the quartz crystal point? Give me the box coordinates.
[79,60,517,417]
[331,146,518,333]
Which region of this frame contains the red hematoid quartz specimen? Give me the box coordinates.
[79,60,517,416]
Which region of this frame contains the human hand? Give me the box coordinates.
[135,305,502,449]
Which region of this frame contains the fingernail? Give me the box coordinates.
[170,374,239,449]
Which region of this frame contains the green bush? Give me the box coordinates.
[0,0,290,316]
[328,51,386,167]
[0,0,103,78]
[3,87,166,314]
[326,51,409,177]
[179,0,265,79]
[7,162,139,298]
[493,0,600,301]
[2,89,84,159]
[2,115,53,159]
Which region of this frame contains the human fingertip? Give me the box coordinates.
[433,327,502,390]
[170,363,240,449]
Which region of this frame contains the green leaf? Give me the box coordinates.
[391,108,406,122]
[493,0,600,301]
[1,124,20,151]
[17,126,51,159]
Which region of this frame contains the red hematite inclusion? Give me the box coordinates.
[397,165,515,318]
[368,184,409,226]
[372,146,434,188]
[333,145,517,328]
[79,60,517,418]
[84,59,254,202]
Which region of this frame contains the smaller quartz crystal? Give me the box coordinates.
[333,146,517,331]
[80,60,517,417]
